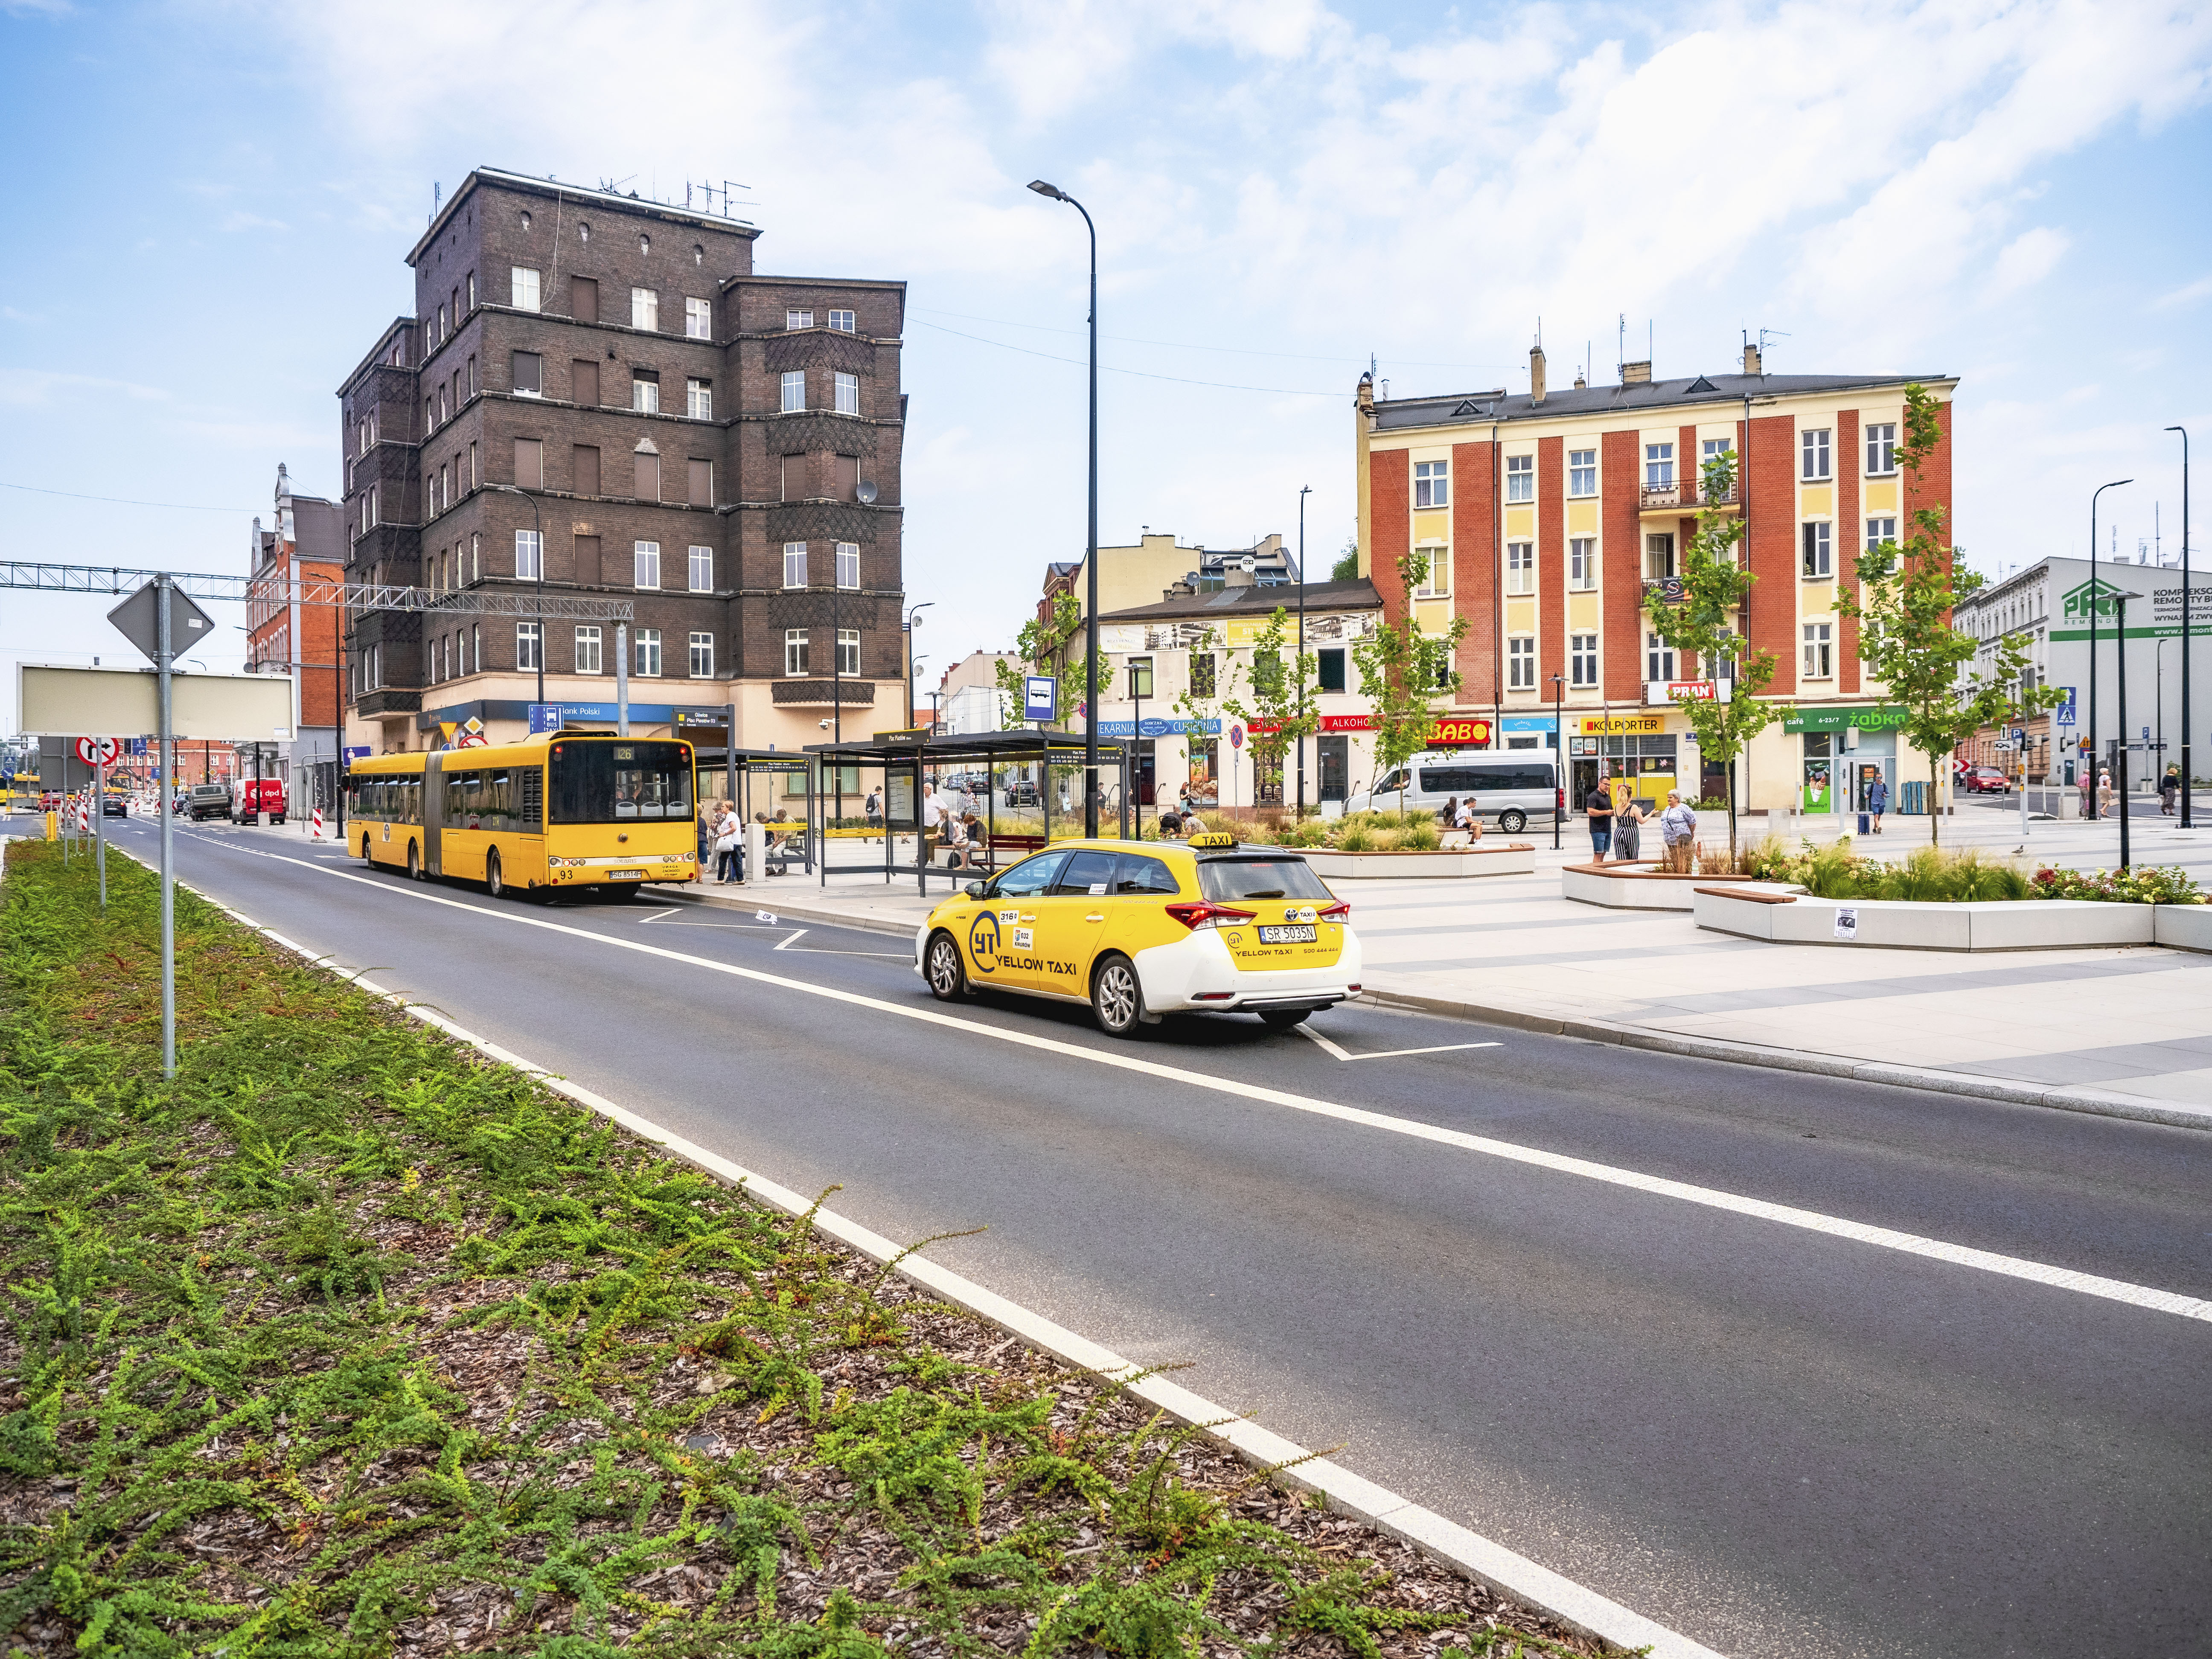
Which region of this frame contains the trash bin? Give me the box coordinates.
[1857,811,1871,835]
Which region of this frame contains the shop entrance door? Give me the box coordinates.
[1852,760,1888,812]
[1318,735,1349,802]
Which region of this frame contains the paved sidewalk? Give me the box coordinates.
[668,804,2212,1126]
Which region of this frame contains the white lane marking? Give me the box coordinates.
[142,834,2212,1325]
[1300,1027,1503,1062]
[637,907,681,924]
[772,928,809,951]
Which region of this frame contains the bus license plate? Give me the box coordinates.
[1259,924,1316,944]
[607,868,645,880]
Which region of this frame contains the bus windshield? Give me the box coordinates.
[549,740,693,824]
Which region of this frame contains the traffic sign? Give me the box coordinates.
[106,583,215,664]
[1023,675,1057,723]
[527,702,564,735]
[2053,687,2077,726]
[74,736,120,766]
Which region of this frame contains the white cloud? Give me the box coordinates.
[2151,271,2212,311]
[1989,226,2070,297]
[0,369,170,406]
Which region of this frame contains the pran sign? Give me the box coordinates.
[2056,576,2212,637]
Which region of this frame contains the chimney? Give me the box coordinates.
[1620,360,1652,386]
[1355,372,1374,416]
[1743,341,1763,375]
[1573,366,1586,389]
[1529,341,1547,405]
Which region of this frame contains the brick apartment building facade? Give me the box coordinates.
[245,463,346,811]
[1354,344,1958,814]
[337,167,905,755]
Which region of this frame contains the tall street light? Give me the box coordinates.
[2088,478,2131,792]
[2113,585,2147,869]
[486,482,545,705]
[1028,178,1100,835]
[1295,484,1311,821]
[903,602,933,728]
[2168,426,2192,827]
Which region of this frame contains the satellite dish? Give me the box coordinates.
[1239,555,1257,573]
[857,480,879,504]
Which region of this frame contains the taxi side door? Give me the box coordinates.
[1028,847,1121,999]
[966,850,1065,995]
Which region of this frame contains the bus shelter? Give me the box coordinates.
[690,745,819,876]
[802,729,1130,895]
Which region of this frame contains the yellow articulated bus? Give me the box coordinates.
[345,734,698,898]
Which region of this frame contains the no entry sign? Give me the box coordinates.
[74,736,120,766]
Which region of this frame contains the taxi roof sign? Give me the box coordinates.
[1187,832,1238,848]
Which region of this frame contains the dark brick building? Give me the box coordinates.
[338,167,906,754]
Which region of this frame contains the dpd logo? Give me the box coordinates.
[967,913,1002,976]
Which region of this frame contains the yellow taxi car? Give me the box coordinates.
[913,833,1362,1036]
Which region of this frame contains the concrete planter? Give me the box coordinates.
[1694,884,2161,950]
[2153,904,2212,952]
[1302,843,1536,879]
[1562,861,1708,911]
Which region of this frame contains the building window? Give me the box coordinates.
[1802,621,1833,679]
[684,296,711,339]
[467,440,477,489]
[1413,460,1448,508]
[469,532,480,582]
[834,372,860,415]
[635,628,662,677]
[1190,652,1217,699]
[1643,533,1675,579]
[1644,443,1675,489]
[1801,428,1831,480]
[786,309,814,330]
[1700,436,1734,472]
[466,272,476,309]
[631,287,658,331]
[1507,636,1536,690]
[632,373,660,414]
[1505,540,1535,595]
[1571,633,1599,687]
[515,529,542,580]
[1317,647,1347,693]
[783,541,808,587]
[689,632,714,678]
[1568,448,1597,498]
[689,544,714,592]
[685,377,712,419]
[835,541,860,589]
[780,370,805,413]
[1866,516,1897,550]
[575,626,602,674]
[1569,536,1596,591]
[836,628,860,677]
[829,309,856,332]
[510,266,541,311]
[1415,545,1449,597]
[517,623,541,671]
[1802,521,1832,578]
[1506,454,1534,503]
[1647,632,1675,682]
[511,350,541,396]
[634,540,661,589]
[785,629,809,675]
[1866,422,1896,475]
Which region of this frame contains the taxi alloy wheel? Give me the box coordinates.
[486,850,505,899]
[925,931,969,1001]
[1091,954,1143,1037]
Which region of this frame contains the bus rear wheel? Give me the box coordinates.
[486,850,504,899]
[360,831,373,864]
[406,842,421,880]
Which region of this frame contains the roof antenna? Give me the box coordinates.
[430,180,441,225]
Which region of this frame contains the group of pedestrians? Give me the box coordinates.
[695,800,795,884]
[1585,775,1701,873]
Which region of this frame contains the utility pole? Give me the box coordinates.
[2088,479,2131,795]
[1296,485,1310,821]
[156,574,177,1079]
[2170,427,2192,827]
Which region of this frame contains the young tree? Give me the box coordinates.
[1839,384,2062,845]
[1331,538,1360,582]
[1351,550,1469,814]
[1642,448,1790,857]
[1221,607,1321,816]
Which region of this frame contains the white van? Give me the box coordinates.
[1346,752,1561,832]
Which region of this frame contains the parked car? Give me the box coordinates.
[187,783,233,821]
[1345,752,1563,833]
[233,777,286,824]
[1961,765,2012,795]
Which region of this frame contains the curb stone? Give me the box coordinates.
[71,837,1720,1659]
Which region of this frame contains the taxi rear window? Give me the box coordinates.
[1196,856,1333,902]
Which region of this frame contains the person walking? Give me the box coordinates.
[1659,789,1697,873]
[1585,773,1614,863]
[696,798,716,873]
[1866,773,1889,835]
[2097,767,2114,820]
[2161,764,2180,816]
[712,800,742,884]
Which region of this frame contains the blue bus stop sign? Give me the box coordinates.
[1023,675,1057,723]
[528,703,564,735]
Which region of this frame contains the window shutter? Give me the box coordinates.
[572,445,600,497]
[513,438,543,489]
[571,359,600,405]
[570,276,598,324]
[835,454,860,500]
[689,459,713,506]
[510,352,541,395]
[634,449,661,501]
[573,535,601,586]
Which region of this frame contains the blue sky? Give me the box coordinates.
[3,0,2210,727]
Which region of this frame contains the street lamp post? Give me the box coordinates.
[1549,672,1564,850]
[903,602,933,727]
[2088,478,2131,793]
[2168,427,2192,827]
[487,482,545,704]
[2116,590,2142,869]
[1028,178,1100,836]
[1296,484,1310,822]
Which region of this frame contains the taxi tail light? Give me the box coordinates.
[1165,900,1256,931]
[1318,899,1351,921]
